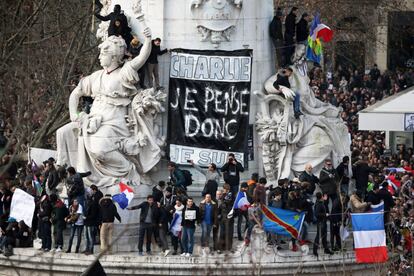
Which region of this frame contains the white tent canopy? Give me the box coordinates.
[358,87,414,131]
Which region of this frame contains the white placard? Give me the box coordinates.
[184,209,196,220]
[9,188,35,228]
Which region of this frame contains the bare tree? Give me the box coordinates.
[0,0,99,163]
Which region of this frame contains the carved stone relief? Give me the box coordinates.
[190,0,243,48]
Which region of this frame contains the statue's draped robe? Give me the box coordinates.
[57,61,161,188]
[264,64,350,179]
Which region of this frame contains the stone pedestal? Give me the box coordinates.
[96,0,275,252]
[109,0,275,181]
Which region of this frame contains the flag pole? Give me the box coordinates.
[91,0,95,32]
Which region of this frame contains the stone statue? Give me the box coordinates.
[56,20,165,189]
[190,0,243,47]
[255,44,350,186]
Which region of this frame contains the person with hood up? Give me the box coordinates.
[99,194,121,254]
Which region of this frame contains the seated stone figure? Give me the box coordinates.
[56,26,164,190]
[255,44,350,185]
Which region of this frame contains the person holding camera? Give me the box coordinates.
[189,160,220,201]
[221,153,244,198]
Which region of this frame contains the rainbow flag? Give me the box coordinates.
[261,205,305,239]
[306,14,333,64]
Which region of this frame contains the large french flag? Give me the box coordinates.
[351,212,388,263]
[227,192,251,218]
[112,180,134,209]
[370,201,384,212]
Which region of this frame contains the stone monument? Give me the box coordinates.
[56,1,165,194]
[255,44,351,186]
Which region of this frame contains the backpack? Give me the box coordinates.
[181,170,193,187]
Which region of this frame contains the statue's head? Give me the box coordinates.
[98,35,126,68]
[292,43,306,63]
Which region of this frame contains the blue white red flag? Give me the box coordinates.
[112,180,134,209]
[370,201,384,212]
[351,212,388,263]
[227,192,251,218]
[169,211,183,237]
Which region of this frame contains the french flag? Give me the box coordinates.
[169,212,182,237]
[112,180,134,209]
[370,201,384,212]
[227,192,251,218]
[351,212,388,263]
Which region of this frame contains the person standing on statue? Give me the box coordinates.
[283,7,298,66]
[94,4,133,46]
[221,153,244,197]
[147,38,168,89]
[127,195,159,256]
[269,7,284,68]
[296,12,310,44]
[127,37,146,89]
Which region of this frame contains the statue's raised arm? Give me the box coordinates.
[129,27,152,71]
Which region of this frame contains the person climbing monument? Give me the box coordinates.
[94,4,133,46]
[272,68,303,119]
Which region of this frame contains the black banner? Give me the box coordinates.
[167,49,252,166]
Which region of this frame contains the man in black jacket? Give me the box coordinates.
[319,159,339,210]
[147,38,168,89]
[284,7,298,65]
[336,156,350,195]
[128,195,159,255]
[352,156,378,199]
[221,153,244,198]
[299,163,319,196]
[84,195,100,255]
[94,4,133,46]
[66,167,91,208]
[296,13,310,43]
[38,195,52,251]
[313,192,333,256]
[181,197,200,257]
[99,195,121,254]
[377,182,395,225]
[269,7,284,68]
[45,161,59,195]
